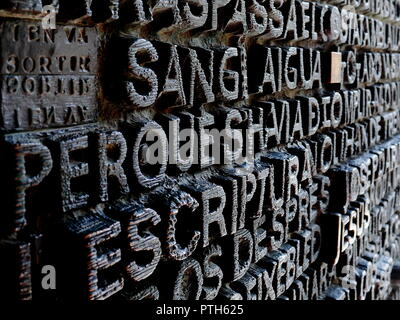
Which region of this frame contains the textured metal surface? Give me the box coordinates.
[0,0,399,301]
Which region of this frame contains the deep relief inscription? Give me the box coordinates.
[0,0,399,302]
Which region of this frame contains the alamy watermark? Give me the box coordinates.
[41,265,56,290]
[41,5,57,30]
[141,121,256,171]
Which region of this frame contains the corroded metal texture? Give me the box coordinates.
[0,0,400,301]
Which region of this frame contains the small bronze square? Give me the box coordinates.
[329,52,342,84]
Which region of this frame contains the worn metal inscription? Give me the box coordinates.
[0,0,399,302]
[0,20,98,131]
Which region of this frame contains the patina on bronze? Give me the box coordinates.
[0,0,399,302]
